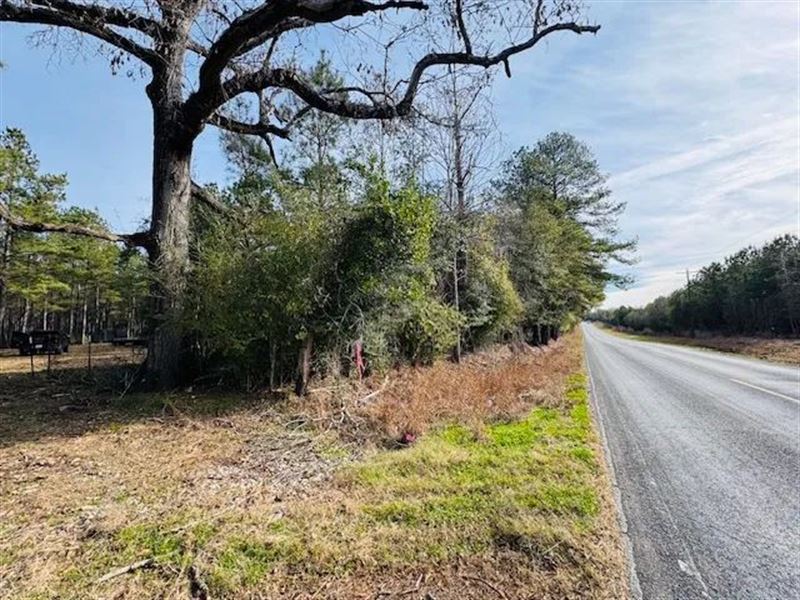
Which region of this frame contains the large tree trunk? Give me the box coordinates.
[142,33,195,387]
[145,119,193,387]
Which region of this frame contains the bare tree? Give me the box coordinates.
[0,0,599,385]
[420,64,498,360]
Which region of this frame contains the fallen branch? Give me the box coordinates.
[459,574,509,600]
[356,376,390,406]
[96,558,154,583]
[374,573,424,597]
[399,573,425,595]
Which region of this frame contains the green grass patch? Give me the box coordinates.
[211,536,306,589]
[351,373,600,535]
[116,523,186,563]
[350,384,599,534]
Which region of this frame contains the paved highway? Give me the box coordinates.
[583,323,800,599]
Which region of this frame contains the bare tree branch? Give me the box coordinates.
[323,86,392,103]
[0,183,230,246]
[234,16,310,59]
[533,0,545,34]
[453,0,472,54]
[187,38,211,58]
[29,0,163,37]
[219,21,598,124]
[183,0,428,129]
[396,21,600,110]
[191,181,231,214]
[262,133,279,165]
[207,112,291,139]
[0,201,151,248]
[0,0,160,66]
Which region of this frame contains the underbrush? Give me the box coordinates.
[297,338,578,444]
[0,331,627,599]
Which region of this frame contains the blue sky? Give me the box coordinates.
[1,1,798,308]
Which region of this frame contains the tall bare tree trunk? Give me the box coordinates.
[453,253,461,362]
[81,291,88,344]
[294,333,313,396]
[144,63,193,386]
[22,298,30,332]
[269,339,277,391]
[0,227,10,345]
[452,88,467,362]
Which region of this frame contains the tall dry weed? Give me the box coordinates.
[297,332,583,441]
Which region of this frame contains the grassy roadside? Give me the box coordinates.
[0,331,627,599]
[597,323,800,365]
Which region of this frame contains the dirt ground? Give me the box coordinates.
[0,333,627,599]
[0,343,145,376]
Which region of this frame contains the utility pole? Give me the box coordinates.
[679,269,697,337]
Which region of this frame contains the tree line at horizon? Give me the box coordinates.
[0,73,632,390]
[589,234,800,337]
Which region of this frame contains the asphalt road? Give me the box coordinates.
[583,323,800,599]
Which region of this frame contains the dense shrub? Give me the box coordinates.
[180,131,630,388]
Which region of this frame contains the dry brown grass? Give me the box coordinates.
[0,331,628,599]
[366,341,576,436]
[295,339,576,443]
[686,336,800,364]
[602,325,800,365]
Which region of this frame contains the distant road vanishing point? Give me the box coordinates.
[583,323,800,599]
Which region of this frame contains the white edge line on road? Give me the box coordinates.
[729,378,800,405]
[584,350,643,600]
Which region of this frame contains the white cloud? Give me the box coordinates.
[603,270,689,309]
[608,117,798,194]
[580,2,800,308]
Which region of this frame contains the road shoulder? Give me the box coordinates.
[584,335,642,600]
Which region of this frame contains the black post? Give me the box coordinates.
[29,352,34,377]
